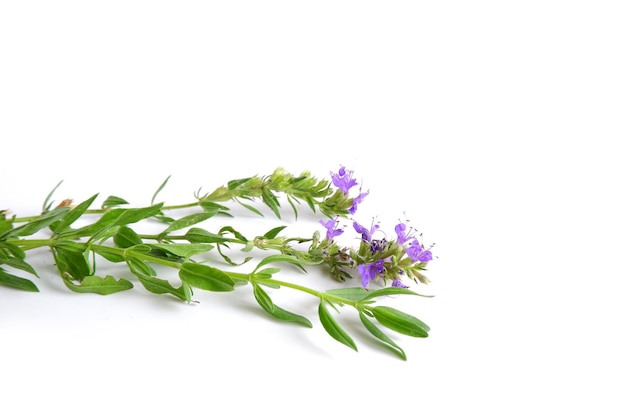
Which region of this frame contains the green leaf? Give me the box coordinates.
[101,195,129,209]
[42,180,63,211]
[60,204,163,240]
[359,312,407,360]
[0,269,39,292]
[370,306,430,338]
[325,287,370,302]
[252,283,313,327]
[185,227,230,244]
[113,204,164,227]
[261,188,281,219]
[160,212,216,235]
[114,226,143,248]
[219,226,248,242]
[199,201,230,216]
[362,286,434,301]
[62,275,133,295]
[151,175,171,205]
[125,256,189,301]
[256,267,281,276]
[263,225,287,239]
[253,254,321,273]
[265,305,312,327]
[92,246,125,263]
[318,300,357,351]
[149,243,214,259]
[227,177,252,190]
[126,256,157,277]
[0,256,39,277]
[136,274,189,301]
[0,214,13,236]
[59,208,123,239]
[52,241,91,280]
[286,196,300,219]
[237,200,264,217]
[252,282,274,312]
[0,242,26,259]
[50,193,98,235]
[1,206,71,239]
[179,262,234,292]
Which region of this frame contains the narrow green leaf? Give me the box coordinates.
[227,177,252,190]
[136,274,189,301]
[265,305,312,327]
[261,188,281,219]
[199,201,230,216]
[252,282,274,312]
[59,208,123,239]
[272,304,313,327]
[51,194,99,235]
[62,275,133,295]
[86,204,164,242]
[304,195,317,213]
[253,283,312,327]
[92,246,125,263]
[0,269,39,292]
[0,256,39,277]
[101,196,129,209]
[370,306,430,338]
[286,196,299,219]
[1,207,71,239]
[42,180,63,212]
[185,227,230,244]
[160,212,216,235]
[263,225,287,239]
[325,287,369,302]
[237,201,264,217]
[113,204,164,226]
[149,243,214,258]
[114,226,143,248]
[151,175,171,205]
[318,300,358,351]
[126,257,157,277]
[359,312,407,360]
[219,226,248,242]
[256,267,281,276]
[0,242,26,260]
[362,286,434,301]
[179,262,234,292]
[52,242,91,281]
[0,214,13,235]
[253,254,321,273]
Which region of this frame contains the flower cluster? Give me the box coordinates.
[318,166,434,290]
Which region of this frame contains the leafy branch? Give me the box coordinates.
[0,167,436,360]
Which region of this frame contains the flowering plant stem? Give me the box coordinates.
[0,167,435,360]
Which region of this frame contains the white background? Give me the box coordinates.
[1,1,625,415]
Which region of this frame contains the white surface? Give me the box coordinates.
[1,1,625,416]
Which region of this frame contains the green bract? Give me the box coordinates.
[0,167,435,360]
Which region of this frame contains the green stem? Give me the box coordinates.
[250,276,358,307]
[8,239,54,250]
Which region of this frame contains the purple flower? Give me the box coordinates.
[319,218,344,240]
[406,240,433,263]
[331,166,358,194]
[357,259,385,288]
[369,238,387,253]
[395,222,415,245]
[391,278,409,288]
[353,220,380,242]
[349,191,368,215]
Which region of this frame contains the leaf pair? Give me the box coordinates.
[318,288,432,360]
